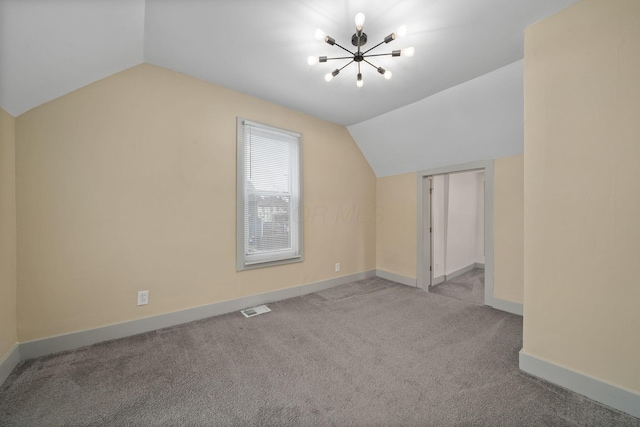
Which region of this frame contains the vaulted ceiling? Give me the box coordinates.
[1,0,579,126]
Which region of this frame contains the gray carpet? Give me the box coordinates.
[430,268,485,306]
[1,277,638,426]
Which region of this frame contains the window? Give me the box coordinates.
[237,118,303,270]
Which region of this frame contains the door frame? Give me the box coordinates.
[416,160,495,307]
[421,176,433,288]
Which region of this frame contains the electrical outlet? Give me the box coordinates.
[137,290,149,306]
[335,263,341,272]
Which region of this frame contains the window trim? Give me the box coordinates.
[236,117,304,271]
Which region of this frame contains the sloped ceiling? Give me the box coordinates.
[0,0,145,117]
[349,60,525,176]
[1,0,578,126]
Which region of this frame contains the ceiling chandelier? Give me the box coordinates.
[308,13,414,87]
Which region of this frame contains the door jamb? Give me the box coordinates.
[416,160,495,307]
[422,176,433,288]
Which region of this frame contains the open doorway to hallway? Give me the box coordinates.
[417,160,494,307]
[427,170,485,305]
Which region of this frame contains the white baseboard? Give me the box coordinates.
[474,262,485,270]
[432,275,445,286]
[0,344,20,386]
[444,264,477,281]
[375,269,417,287]
[519,350,640,419]
[19,270,376,360]
[492,298,523,316]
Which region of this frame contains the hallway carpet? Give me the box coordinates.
[429,268,485,306]
[1,277,638,426]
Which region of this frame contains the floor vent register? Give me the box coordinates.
[240,305,271,318]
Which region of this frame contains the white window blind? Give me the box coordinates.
[237,118,303,270]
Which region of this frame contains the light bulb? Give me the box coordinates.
[401,47,415,57]
[384,70,392,80]
[307,56,318,65]
[314,28,326,41]
[355,13,365,31]
[396,25,408,37]
[357,73,363,88]
[325,69,339,82]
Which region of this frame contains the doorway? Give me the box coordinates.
[417,160,495,307]
[427,171,485,305]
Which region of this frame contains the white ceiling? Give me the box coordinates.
[0,0,578,126]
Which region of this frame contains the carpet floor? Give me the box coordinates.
[1,277,638,426]
[429,268,485,306]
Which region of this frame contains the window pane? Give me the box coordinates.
[245,195,291,254]
[246,135,292,193]
[237,118,302,270]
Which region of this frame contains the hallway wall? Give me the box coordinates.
[431,171,484,278]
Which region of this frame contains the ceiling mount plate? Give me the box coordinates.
[351,33,368,47]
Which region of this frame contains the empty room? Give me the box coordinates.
[1,0,639,425]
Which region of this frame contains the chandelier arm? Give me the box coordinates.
[362,52,394,58]
[362,40,386,55]
[324,56,355,61]
[363,59,381,70]
[338,60,355,72]
[332,42,355,56]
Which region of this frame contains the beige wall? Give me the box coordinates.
[15,64,376,342]
[0,108,17,359]
[524,0,640,392]
[493,155,524,303]
[376,173,417,279]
